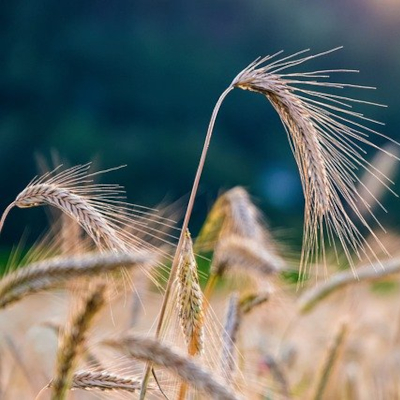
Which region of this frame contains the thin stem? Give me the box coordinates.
[298,256,400,314]
[139,85,234,399]
[0,202,15,234]
[312,322,348,400]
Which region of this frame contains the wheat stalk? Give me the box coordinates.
[0,251,153,309]
[261,355,292,400]
[312,321,348,400]
[50,284,106,400]
[138,86,235,398]
[71,370,146,393]
[105,334,243,400]
[298,255,400,313]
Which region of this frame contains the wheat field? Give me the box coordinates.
[0,49,400,400]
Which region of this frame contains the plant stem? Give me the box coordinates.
[139,85,234,399]
[298,256,400,314]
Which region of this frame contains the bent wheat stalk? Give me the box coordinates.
[139,86,235,398]
[298,255,400,313]
[0,251,153,309]
[106,335,242,400]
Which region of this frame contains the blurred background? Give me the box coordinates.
[1,0,400,255]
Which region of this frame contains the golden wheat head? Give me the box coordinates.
[230,48,398,277]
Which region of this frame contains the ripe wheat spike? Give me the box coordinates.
[176,229,204,356]
[0,163,177,255]
[230,48,398,276]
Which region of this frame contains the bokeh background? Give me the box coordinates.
[1,0,400,255]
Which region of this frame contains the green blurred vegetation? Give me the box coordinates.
[1,0,400,254]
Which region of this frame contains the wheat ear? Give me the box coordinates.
[71,370,146,393]
[105,335,242,400]
[196,187,279,252]
[176,230,205,400]
[201,188,283,300]
[212,235,284,278]
[0,164,175,254]
[177,230,204,356]
[231,48,397,276]
[0,251,152,309]
[50,284,106,400]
